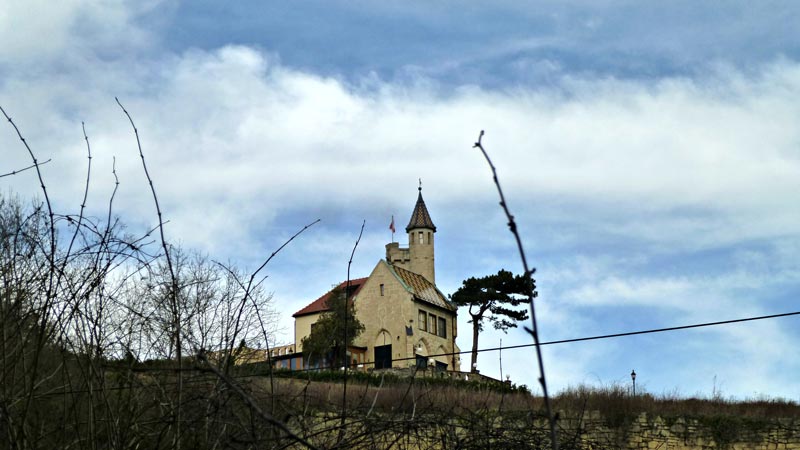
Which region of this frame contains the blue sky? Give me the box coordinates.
[2,1,800,400]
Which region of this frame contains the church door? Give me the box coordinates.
[374,345,392,369]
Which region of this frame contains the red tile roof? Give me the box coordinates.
[292,277,368,317]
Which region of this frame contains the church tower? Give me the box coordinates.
[386,186,437,283]
[406,186,436,283]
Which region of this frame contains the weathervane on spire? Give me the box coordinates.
[419,178,422,191]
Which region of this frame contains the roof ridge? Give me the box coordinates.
[388,263,455,312]
[292,277,368,317]
[382,260,412,292]
[392,264,428,284]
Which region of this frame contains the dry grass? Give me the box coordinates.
[247,376,542,416]
[250,376,799,422]
[553,384,800,423]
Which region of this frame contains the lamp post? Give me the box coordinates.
[631,370,637,397]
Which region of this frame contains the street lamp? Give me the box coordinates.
[631,370,637,397]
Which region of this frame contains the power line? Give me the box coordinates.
[82,310,800,376]
[228,309,800,374]
[29,309,800,398]
[300,309,800,369]
[476,309,800,355]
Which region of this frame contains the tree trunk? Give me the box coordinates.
[471,318,480,373]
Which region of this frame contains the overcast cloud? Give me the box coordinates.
[2,0,799,400]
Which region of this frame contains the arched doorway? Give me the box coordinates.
[374,330,392,369]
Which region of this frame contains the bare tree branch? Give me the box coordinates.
[0,159,53,178]
[338,219,365,446]
[473,129,559,450]
[116,97,183,449]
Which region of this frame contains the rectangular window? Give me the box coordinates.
[428,313,436,334]
[427,231,431,244]
[438,317,446,338]
[418,231,423,244]
[380,284,384,296]
[418,310,427,331]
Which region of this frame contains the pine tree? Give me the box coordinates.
[450,269,532,373]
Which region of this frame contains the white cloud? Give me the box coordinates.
[3,5,800,399]
[0,0,159,64]
[5,43,800,254]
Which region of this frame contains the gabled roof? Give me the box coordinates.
[405,189,437,232]
[386,262,455,312]
[292,277,368,317]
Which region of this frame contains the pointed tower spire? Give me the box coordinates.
[406,185,437,232]
[386,184,438,283]
[405,184,437,283]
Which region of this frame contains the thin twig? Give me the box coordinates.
[472,130,559,450]
[212,219,319,400]
[251,219,321,279]
[0,158,53,178]
[102,156,121,260]
[61,123,92,276]
[338,219,365,447]
[115,97,175,284]
[227,219,320,372]
[116,97,182,449]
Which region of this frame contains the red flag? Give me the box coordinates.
[389,215,395,233]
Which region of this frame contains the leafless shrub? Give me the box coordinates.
[1,105,287,449]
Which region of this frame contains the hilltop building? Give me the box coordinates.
[277,187,460,372]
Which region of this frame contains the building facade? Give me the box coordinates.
[291,187,460,371]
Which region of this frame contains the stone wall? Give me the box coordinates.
[561,411,800,450]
